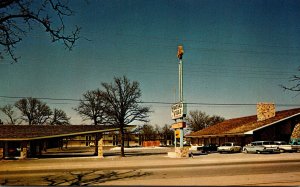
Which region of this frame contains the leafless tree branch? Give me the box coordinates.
[0,0,80,63]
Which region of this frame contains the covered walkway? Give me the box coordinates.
[0,125,129,159]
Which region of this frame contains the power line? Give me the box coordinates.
[1,95,300,107]
[113,32,300,51]
[21,30,300,51]
[4,54,297,74]
[2,56,296,80]
[0,95,81,102]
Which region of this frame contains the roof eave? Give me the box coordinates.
[244,112,300,135]
[0,126,134,141]
[186,133,245,138]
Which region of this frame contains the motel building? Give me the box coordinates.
[0,125,135,159]
[186,103,300,146]
[0,124,174,159]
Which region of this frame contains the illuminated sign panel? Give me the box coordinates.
[172,122,186,129]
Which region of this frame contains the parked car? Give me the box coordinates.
[289,138,300,152]
[217,142,241,153]
[8,147,21,157]
[188,144,218,156]
[273,141,297,153]
[198,144,219,153]
[189,145,206,156]
[243,141,280,154]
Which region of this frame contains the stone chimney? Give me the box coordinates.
[257,102,275,121]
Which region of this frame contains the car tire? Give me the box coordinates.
[256,150,261,154]
[244,149,248,153]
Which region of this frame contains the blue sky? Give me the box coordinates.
[1,0,300,126]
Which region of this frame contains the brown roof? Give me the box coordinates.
[0,125,121,140]
[186,108,300,137]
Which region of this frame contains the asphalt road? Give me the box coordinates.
[1,150,300,186]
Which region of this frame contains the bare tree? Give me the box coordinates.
[50,108,70,125]
[74,89,106,125]
[0,104,19,124]
[135,124,156,141]
[0,0,80,62]
[15,97,52,125]
[161,124,174,146]
[35,102,52,125]
[101,76,150,157]
[187,110,225,132]
[281,68,300,93]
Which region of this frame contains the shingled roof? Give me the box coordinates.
[186,108,300,137]
[0,125,122,140]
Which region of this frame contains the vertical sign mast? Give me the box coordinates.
[170,45,188,157]
[177,45,184,148]
[178,45,184,102]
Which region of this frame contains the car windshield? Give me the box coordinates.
[222,143,232,146]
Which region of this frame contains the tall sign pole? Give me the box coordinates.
[171,45,186,148]
[178,45,184,148]
[169,45,188,158]
[179,59,182,101]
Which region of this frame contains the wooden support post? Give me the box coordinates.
[94,133,99,156]
[41,141,47,154]
[4,142,8,159]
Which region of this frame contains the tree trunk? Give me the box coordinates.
[120,127,125,157]
[94,116,98,125]
[127,133,130,147]
[9,116,14,125]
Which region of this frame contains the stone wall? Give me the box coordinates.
[257,102,275,121]
[20,141,29,159]
[175,147,189,158]
[291,123,300,139]
[20,148,27,159]
[98,138,104,158]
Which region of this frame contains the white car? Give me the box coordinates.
[273,141,297,153]
[217,142,241,153]
[243,141,280,154]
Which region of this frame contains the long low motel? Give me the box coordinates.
[186,103,300,146]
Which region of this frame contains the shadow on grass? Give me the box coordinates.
[37,154,96,159]
[42,170,152,186]
[104,151,167,157]
[37,150,168,159]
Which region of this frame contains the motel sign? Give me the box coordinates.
[171,102,187,120]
